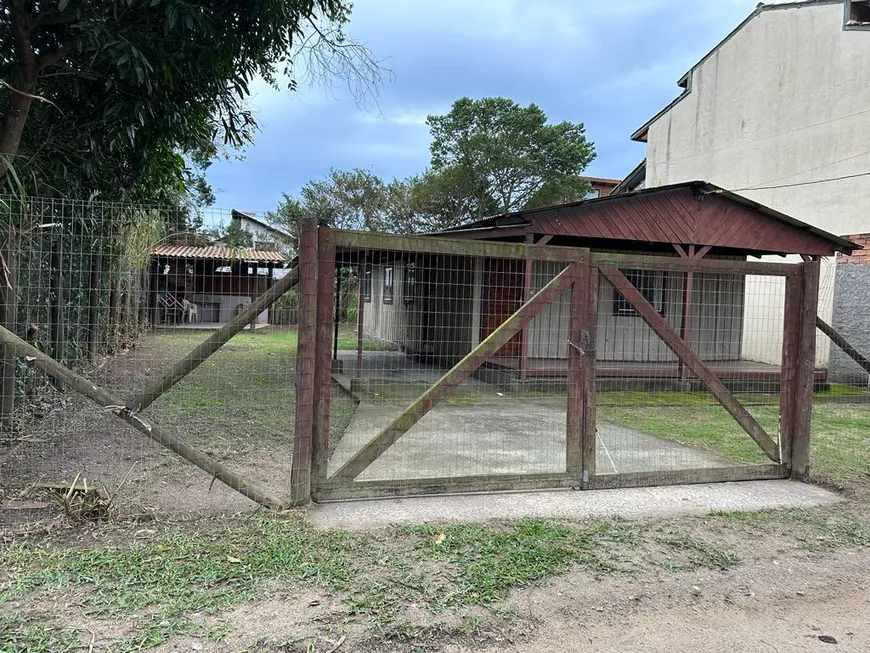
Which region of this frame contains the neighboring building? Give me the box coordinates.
[583,177,622,198]
[623,0,870,369]
[149,245,286,327]
[361,182,854,386]
[225,210,292,252]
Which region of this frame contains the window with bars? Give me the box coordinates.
[363,265,372,302]
[613,269,668,317]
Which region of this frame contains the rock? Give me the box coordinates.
[818,635,838,645]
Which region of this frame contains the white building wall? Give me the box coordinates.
[642,1,870,366]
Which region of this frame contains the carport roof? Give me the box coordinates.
[437,181,858,257]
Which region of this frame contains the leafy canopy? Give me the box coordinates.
[0,0,380,201]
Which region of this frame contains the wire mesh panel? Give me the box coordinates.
[315,231,587,499]
[0,197,298,524]
[590,259,794,488]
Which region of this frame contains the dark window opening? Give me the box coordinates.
[363,266,372,302]
[383,266,394,304]
[848,1,870,25]
[613,270,668,317]
[404,263,416,304]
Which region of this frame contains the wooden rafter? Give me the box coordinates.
[326,263,582,484]
[599,267,780,462]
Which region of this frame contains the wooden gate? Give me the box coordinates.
[288,223,820,503]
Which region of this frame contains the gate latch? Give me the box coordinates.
[567,340,585,357]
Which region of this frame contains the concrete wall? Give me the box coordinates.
[829,261,870,384]
[641,1,869,366]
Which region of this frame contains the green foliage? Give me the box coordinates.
[427,97,596,214]
[1,0,380,202]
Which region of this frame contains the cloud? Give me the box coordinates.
[207,0,764,212]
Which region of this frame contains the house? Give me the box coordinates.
[619,0,870,374]
[583,177,622,198]
[359,182,855,386]
[224,210,292,252]
[149,245,286,327]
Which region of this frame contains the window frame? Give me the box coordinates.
[383,266,394,304]
[363,265,372,303]
[846,0,870,29]
[612,269,669,317]
[403,263,417,304]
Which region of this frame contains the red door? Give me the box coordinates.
[482,259,524,358]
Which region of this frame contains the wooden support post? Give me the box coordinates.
[328,263,581,484]
[333,269,341,360]
[791,259,820,479]
[125,265,300,412]
[566,261,587,476]
[581,266,599,487]
[678,246,695,381]
[816,316,870,374]
[290,219,318,505]
[519,234,534,381]
[49,244,64,365]
[600,267,780,462]
[356,256,366,378]
[1,227,19,432]
[311,231,336,495]
[87,251,103,362]
[0,324,285,509]
[780,272,803,467]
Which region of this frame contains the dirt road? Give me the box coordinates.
[447,548,870,653]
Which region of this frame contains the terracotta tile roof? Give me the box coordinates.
[152,245,285,262]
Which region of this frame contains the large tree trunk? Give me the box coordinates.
[0,1,37,180]
[0,92,33,178]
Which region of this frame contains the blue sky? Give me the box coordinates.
[206,0,764,213]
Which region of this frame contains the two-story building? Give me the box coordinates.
[619,0,870,380]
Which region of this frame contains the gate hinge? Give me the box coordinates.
[567,340,585,357]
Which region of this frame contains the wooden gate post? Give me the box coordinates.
[791,258,820,479]
[290,218,319,505]
[1,226,19,432]
[581,265,599,487]
[566,259,587,476]
[311,228,336,497]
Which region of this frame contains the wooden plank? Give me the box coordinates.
[0,324,286,510]
[519,234,534,381]
[289,219,318,505]
[125,265,300,412]
[356,257,366,377]
[581,265,599,487]
[566,262,586,476]
[325,229,587,262]
[816,316,870,375]
[317,473,580,501]
[679,269,694,381]
[779,273,803,466]
[591,252,799,277]
[599,267,780,462]
[329,263,582,483]
[791,259,820,479]
[0,227,19,432]
[590,464,789,490]
[311,231,337,494]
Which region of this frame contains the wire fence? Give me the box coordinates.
[0,196,299,524]
[2,197,869,518]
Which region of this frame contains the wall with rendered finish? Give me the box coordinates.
[641,1,868,366]
[829,262,870,384]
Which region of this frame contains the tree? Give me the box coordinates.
[0,0,381,201]
[426,97,595,215]
[410,166,497,231]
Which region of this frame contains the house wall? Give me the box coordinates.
[526,261,744,362]
[641,1,869,366]
[829,237,870,384]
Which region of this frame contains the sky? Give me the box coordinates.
[205,0,767,213]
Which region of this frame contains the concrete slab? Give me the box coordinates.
[328,399,738,481]
[308,480,840,531]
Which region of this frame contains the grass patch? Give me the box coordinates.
[0,616,81,653]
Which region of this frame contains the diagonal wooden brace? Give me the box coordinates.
[328,262,581,484]
[126,265,299,413]
[816,316,870,375]
[0,325,286,509]
[600,267,780,463]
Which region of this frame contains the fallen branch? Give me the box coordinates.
[0,325,286,510]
